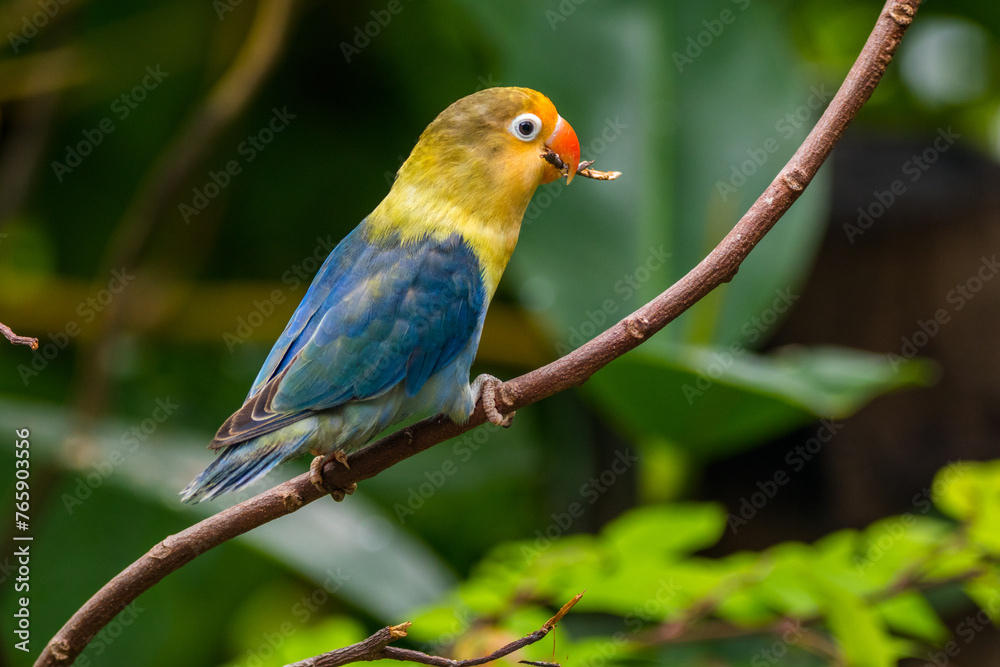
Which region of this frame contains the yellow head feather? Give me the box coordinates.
[366,87,578,297]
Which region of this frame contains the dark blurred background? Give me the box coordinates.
[1,0,999,665]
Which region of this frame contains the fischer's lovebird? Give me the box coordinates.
[181,87,582,503]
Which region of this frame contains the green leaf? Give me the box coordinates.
[602,504,728,559]
[932,460,985,521]
[853,515,952,587]
[922,540,987,582]
[713,586,779,627]
[587,343,934,458]
[753,545,823,617]
[407,603,475,643]
[819,584,897,667]
[963,571,1000,624]
[877,591,950,644]
[933,461,1000,554]
[567,506,728,615]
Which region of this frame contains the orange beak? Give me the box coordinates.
[542,115,580,184]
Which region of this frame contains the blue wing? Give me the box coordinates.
[210,224,486,450]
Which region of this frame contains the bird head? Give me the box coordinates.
[482,87,582,185]
[371,88,582,293]
[394,87,581,201]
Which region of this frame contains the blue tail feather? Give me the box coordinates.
[180,432,309,503]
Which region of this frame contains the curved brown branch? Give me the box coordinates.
[284,593,584,667]
[34,1,921,665]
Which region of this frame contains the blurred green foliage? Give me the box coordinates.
[1,0,998,665]
[405,460,998,667]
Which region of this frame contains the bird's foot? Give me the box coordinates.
[309,455,328,491]
[310,453,357,502]
[472,373,516,427]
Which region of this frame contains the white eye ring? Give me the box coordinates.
[509,113,542,142]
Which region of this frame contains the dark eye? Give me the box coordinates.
[509,113,541,141]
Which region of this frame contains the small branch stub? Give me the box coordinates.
[890,2,916,25]
[544,591,585,630]
[390,622,412,639]
[0,321,38,349]
[625,316,650,340]
[781,168,806,192]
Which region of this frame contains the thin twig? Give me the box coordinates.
[541,150,622,181]
[283,622,411,667]
[285,594,584,667]
[0,321,38,349]
[577,160,621,181]
[33,2,921,665]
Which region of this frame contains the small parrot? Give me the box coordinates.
[181,87,582,503]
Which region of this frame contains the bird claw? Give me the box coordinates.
[310,453,357,501]
[333,449,350,470]
[330,483,357,502]
[310,455,327,492]
[472,374,516,428]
